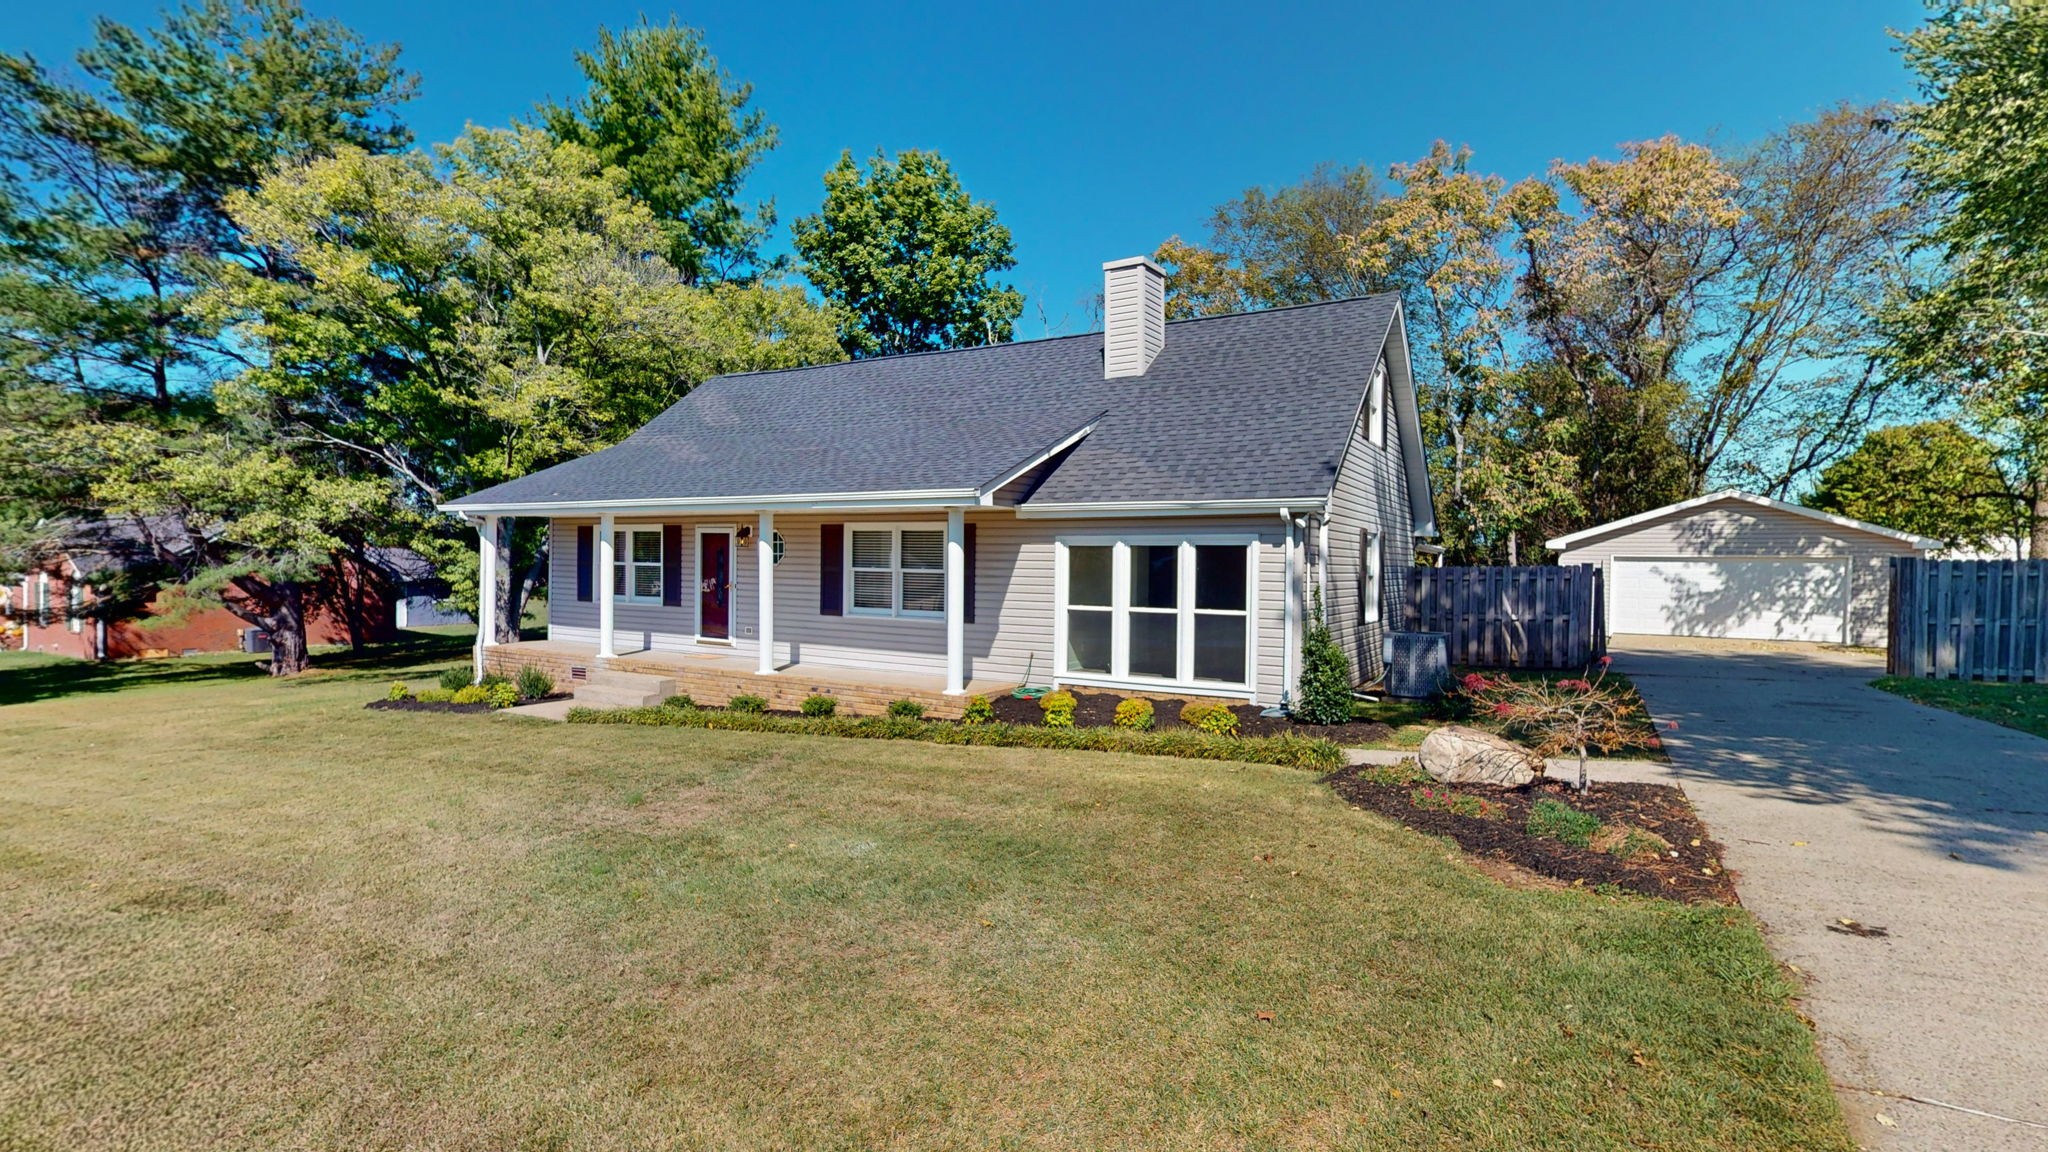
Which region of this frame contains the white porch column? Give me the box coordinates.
[596,513,617,659]
[756,510,776,675]
[474,514,500,683]
[945,507,966,694]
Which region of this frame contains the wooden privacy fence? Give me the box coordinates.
[1402,564,1606,670]
[1888,557,2048,682]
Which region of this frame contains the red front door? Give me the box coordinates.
[699,532,731,639]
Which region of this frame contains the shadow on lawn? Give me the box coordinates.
[0,628,486,707]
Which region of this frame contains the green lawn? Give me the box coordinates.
[1874,674,2048,739]
[0,645,1847,1150]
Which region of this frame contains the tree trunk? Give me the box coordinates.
[2032,484,2048,561]
[509,540,548,643]
[267,583,310,676]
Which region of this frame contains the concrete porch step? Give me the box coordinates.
[571,669,678,709]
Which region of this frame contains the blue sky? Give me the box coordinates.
[18,0,1925,333]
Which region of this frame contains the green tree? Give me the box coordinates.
[539,19,776,284]
[1885,2,2048,556]
[1155,162,1389,319]
[209,126,843,637]
[1806,420,2020,551]
[792,149,1023,357]
[92,424,406,674]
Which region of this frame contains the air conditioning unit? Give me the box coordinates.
[1384,632,1449,699]
[242,628,272,654]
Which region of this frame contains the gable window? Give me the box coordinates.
[849,526,946,617]
[1367,361,1387,448]
[1361,530,1382,624]
[1057,536,1257,691]
[612,529,663,604]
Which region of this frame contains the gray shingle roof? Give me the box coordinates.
[445,294,1401,510]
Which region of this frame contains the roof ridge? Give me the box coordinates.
[700,292,1403,385]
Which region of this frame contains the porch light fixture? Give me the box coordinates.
[736,525,754,548]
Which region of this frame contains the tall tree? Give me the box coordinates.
[1155,162,1389,318]
[0,0,413,409]
[209,126,843,640]
[1885,1,2048,556]
[539,20,776,284]
[792,149,1022,357]
[1806,420,2022,551]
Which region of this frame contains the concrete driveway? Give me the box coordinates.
[1608,637,2048,1151]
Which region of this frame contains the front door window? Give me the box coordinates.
[699,532,731,639]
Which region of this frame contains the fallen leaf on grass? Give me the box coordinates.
[1491,1078,1505,1089]
[1255,1011,1275,1023]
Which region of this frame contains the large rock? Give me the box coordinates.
[1417,725,1538,787]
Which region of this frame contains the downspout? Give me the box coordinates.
[1278,508,1296,710]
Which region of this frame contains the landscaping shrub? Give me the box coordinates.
[1526,798,1600,847]
[1294,587,1355,725]
[729,694,768,714]
[480,671,511,688]
[386,681,412,702]
[1357,759,1428,786]
[450,685,489,706]
[415,688,456,703]
[483,682,519,709]
[801,694,839,718]
[886,699,926,720]
[1409,786,1506,820]
[1195,706,1240,738]
[1461,659,1645,791]
[1113,697,1154,730]
[1039,690,1076,728]
[1179,701,1218,728]
[563,705,1347,770]
[661,693,695,712]
[961,695,995,725]
[438,666,472,692]
[515,665,554,700]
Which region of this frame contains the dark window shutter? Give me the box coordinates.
[661,524,685,607]
[963,523,977,624]
[575,525,593,602]
[820,523,844,616]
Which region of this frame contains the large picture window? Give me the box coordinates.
[612,528,663,603]
[849,527,947,617]
[1058,537,1257,690]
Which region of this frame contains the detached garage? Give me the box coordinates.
[1549,491,1940,647]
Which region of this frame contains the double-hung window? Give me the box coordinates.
[1366,361,1387,447]
[68,582,84,633]
[849,526,946,617]
[612,529,663,603]
[1059,537,1256,690]
[1361,530,1382,624]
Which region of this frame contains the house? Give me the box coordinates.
[3,520,434,661]
[1548,490,1941,647]
[443,258,1436,717]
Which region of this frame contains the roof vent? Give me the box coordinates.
[1102,256,1165,378]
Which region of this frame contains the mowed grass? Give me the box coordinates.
[0,647,1849,1150]
[1874,674,2048,740]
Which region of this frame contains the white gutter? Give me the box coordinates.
[437,489,982,517]
[1017,497,1328,520]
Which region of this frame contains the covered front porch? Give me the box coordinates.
[467,506,982,705]
[482,639,1013,720]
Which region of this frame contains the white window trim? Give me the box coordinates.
[68,582,84,634]
[1053,533,1261,696]
[1367,361,1387,448]
[611,526,665,605]
[844,522,948,620]
[693,524,736,642]
[1363,530,1383,624]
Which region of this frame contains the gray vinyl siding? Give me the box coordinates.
[548,512,1293,703]
[1323,368,1414,682]
[1556,500,1920,647]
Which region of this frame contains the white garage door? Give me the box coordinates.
[1611,558,1848,643]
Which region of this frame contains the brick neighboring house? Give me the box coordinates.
[2,521,449,661]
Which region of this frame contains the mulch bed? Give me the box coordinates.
[1324,766,1739,904]
[366,699,492,714]
[986,689,1393,743]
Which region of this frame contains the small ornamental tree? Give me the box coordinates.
[1294,587,1355,725]
[1461,658,1641,792]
